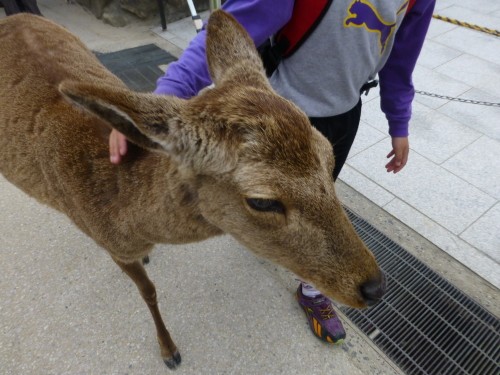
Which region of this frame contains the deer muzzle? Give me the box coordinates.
[360,270,387,307]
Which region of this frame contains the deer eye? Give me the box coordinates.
[246,198,285,214]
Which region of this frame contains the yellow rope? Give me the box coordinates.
[433,15,500,37]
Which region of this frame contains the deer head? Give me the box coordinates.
[60,10,385,309]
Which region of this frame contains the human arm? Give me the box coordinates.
[154,0,295,97]
[378,0,436,172]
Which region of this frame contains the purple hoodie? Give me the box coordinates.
[155,0,436,137]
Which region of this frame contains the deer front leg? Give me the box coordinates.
[112,258,181,370]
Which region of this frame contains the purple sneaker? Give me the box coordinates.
[296,285,346,344]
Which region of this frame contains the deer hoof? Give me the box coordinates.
[163,351,182,370]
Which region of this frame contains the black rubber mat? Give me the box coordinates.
[96,44,176,92]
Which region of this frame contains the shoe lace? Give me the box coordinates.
[312,299,336,320]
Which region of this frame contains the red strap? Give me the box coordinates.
[406,0,418,14]
[277,0,415,58]
[277,0,330,56]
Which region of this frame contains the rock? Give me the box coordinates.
[102,11,128,27]
[120,0,156,20]
[76,0,112,19]
[101,0,133,27]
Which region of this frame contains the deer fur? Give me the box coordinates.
[0,11,385,369]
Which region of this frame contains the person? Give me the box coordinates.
[0,0,42,16]
[109,0,436,344]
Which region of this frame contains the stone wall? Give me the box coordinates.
[75,0,209,27]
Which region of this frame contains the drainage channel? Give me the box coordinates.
[343,207,500,375]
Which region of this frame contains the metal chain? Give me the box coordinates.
[433,15,500,37]
[415,90,500,107]
[417,16,500,107]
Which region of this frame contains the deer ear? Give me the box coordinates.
[59,82,185,153]
[205,10,266,85]
[60,82,239,174]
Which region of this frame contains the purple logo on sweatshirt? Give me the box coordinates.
[344,0,399,55]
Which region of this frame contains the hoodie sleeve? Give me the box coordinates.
[378,0,436,137]
[154,0,295,98]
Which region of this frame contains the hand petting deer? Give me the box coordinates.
[0,10,385,370]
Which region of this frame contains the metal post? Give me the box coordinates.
[157,0,167,31]
[186,0,203,33]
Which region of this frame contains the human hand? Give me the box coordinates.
[385,137,409,173]
[109,129,128,164]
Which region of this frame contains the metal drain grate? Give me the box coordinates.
[343,207,500,375]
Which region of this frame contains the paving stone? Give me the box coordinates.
[434,54,500,99]
[384,198,500,289]
[442,136,500,199]
[426,18,458,39]
[413,64,471,109]
[433,25,500,66]
[441,0,500,14]
[416,39,463,70]
[409,101,482,164]
[433,0,458,12]
[339,165,395,207]
[347,120,388,159]
[348,141,497,235]
[460,202,500,264]
[437,88,500,141]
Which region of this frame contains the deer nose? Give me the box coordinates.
[360,271,386,307]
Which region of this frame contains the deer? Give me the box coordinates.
[0,10,386,370]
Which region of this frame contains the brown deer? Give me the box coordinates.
[0,10,385,370]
